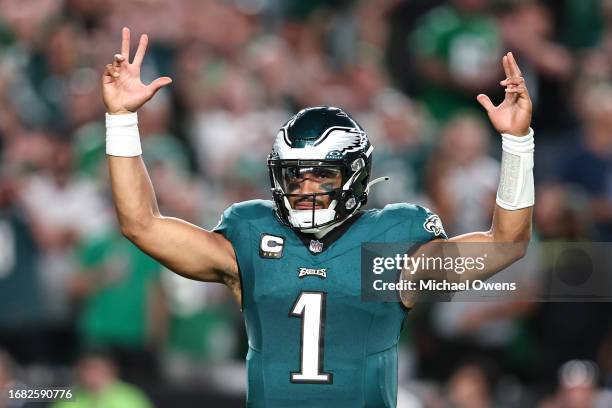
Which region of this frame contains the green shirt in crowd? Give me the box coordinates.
[77,232,161,348]
[52,381,153,408]
[411,5,502,122]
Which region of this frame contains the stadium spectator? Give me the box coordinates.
[0,349,19,408]
[530,183,612,388]
[20,137,110,347]
[368,89,434,208]
[426,112,498,235]
[446,361,494,408]
[69,228,166,386]
[559,84,612,240]
[52,353,154,408]
[410,0,503,122]
[498,0,575,135]
[538,360,612,408]
[0,170,47,363]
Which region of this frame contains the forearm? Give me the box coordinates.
[449,205,531,245]
[482,125,535,245]
[490,205,532,243]
[108,155,160,236]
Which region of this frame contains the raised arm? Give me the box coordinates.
[454,51,533,247]
[401,52,534,307]
[102,28,238,294]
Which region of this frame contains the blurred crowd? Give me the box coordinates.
[1,0,612,406]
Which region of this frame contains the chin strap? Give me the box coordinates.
[365,176,390,195]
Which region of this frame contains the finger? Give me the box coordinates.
[132,34,148,67]
[476,93,495,112]
[500,76,524,86]
[102,66,114,84]
[508,52,522,77]
[113,54,125,69]
[502,55,512,79]
[121,27,130,59]
[102,65,118,84]
[505,86,530,101]
[106,64,119,78]
[503,85,519,104]
[147,76,173,96]
[505,86,527,94]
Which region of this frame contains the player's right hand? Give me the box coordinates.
[102,27,172,114]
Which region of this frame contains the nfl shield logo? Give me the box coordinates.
[309,240,323,254]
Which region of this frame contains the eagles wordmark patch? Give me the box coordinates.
[260,234,285,259]
[423,214,446,237]
[298,267,328,279]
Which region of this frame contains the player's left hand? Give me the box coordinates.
[476,52,532,136]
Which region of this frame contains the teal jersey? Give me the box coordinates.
[214,200,446,407]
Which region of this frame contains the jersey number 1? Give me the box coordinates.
[289,291,333,383]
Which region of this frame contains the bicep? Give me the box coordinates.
[128,216,238,283]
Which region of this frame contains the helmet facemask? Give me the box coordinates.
[268,157,370,233]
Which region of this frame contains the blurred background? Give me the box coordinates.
[1,0,612,406]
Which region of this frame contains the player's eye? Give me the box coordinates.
[312,168,336,179]
[286,167,301,179]
[286,181,300,192]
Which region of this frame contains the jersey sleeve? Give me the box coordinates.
[416,205,448,241]
[212,205,236,242]
[380,203,448,244]
[212,200,274,244]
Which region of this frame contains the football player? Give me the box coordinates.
[102,27,533,407]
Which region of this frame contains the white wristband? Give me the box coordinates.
[496,127,535,210]
[105,112,142,157]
